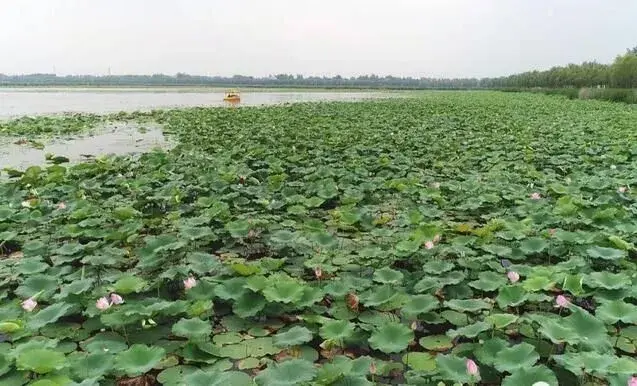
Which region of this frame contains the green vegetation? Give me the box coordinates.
[2,47,636,92]
[2,92,637,385]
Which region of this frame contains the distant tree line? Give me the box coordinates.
[1,47,635,90]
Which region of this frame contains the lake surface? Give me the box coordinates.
[0,88,392,118]
[0,122,171,172]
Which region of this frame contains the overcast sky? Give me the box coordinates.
[2,0,636,78]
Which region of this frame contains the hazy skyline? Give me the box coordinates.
[2,0,636,78]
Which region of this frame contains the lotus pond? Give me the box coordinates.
[1,92,637,386]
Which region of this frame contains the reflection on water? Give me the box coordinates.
[0,122,170,171]
[0,89,392,118]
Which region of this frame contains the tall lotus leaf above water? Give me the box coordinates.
[372,267,404,284]
[596,300,637,324]
[262,280,305,304]
[435,354,478,384]
[401,294,439,318]
[255,359,317,386]
[114,344,165,376]
[444,298,492,313]
[586,245,626,260]
[273,326,313,347]
[494,342,540,373]
[16,349,67,375]
[368,322,414,353]
[171,318,212,341]
[319,319,356,342]
[519,237,548,254]
[586,271,631,290]
[501,365,558,386]
[113,275,148,294]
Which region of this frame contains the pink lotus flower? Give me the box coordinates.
[628,376,637,386]
[96,297,111,310]
[424,241,434,250]
[618,186,627,194]
[314,266,323,280]
[432,182,441,189]
[110,293,124,305]
[183,277,197,290]
[507,271,520,283]
[530,192,542,200]
[466,359,479,376]
[56,202,67,210]
[433,234,442,243]
[21,298,37,312]
[555,295,570,308]
[369,361,377,375]
[548,228,557,236]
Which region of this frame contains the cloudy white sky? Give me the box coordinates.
[1,0,636,78]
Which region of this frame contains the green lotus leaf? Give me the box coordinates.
[435,354,478,384]
[444,298,492,312]
[15,275,58,299]
[80,332,127,353]
[319,319,356,342]
[501,365,558,386]
[225,220,251,238]
[519,237,548,254]
[587,246,626,260]
[262,281,305,304]
[187,252,222,275]
[552,352,614,376]
[28,302,74,331]
[373,267,404,284]
[114,344,165,376]
[112,275,148,294]
[480,242,512,256]
[586,271,631,290]
[419,335,454,351]
[230,262,260,276]
[486,313,519,329]
[596,300,637,324]
[157,365,199,386]
[522,275,554,292]
[474,337,508,366]
[16,349,67,374]
[401,294,439,318]
[496,285,529,308]
[438,271,467,286]
[68,351,114,380]
[607,356,637,374]
[413,277,440,293]
[0,354,10,377]
[562,274,584,296]
[180,226,214,240]
[184,370,254,386]
[233,291,267,318]
[447,321,490,338]
[273,326,313,347]
[468,271,507,292]
[422,260,455,274]
[16,258,50,275]
[56,279,94,299]
[494,342,539,373]
[368,322,414,353]
[171,318,212,341]
[402,352,436,372]
[214,277,248,300]
[440,310,470,326]
[362,285,399,307]
[254,359,317,386]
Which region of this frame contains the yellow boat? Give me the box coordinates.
[223,89,241,102]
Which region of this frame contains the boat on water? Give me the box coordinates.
[223,89,241,102]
